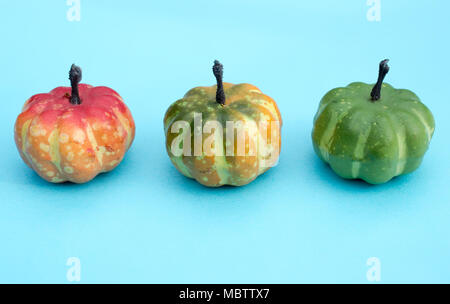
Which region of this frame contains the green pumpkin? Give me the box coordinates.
[312,60,435,184]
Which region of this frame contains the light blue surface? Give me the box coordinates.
[0,0,449,283]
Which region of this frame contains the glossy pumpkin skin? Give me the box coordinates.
[164,82,282,187]
[14,84,135,183]
[312,82,434,184]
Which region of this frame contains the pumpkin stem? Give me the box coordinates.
[213,60,226,105]
[370,59,390,101]
[69,64,82,105]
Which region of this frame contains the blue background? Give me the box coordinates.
[0,0,449,283]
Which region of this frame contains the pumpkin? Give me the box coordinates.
[14,64,135,183]
[312,59,435,184]
[164,60,282,187]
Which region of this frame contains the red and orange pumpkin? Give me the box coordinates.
[14,65,135,183]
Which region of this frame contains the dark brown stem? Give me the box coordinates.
[69,64,82,105]
[370,59,390,101]
[212,60,225,105]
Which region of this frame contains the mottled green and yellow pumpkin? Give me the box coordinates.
[164,61,282,187]
[312,60,435,184]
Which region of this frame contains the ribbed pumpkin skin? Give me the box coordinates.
[14,84,135,183]
[164,82,282,187]
[312,82,435,184]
